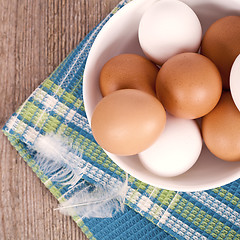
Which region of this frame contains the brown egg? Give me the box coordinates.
[155,52,222,119]
[201,16,240,90]
[99,53,159,97]
[202,91,240,162]
[91,89,166,156]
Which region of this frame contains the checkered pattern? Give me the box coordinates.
[3,0,240,239]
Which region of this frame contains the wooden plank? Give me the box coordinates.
[0,0,120,239]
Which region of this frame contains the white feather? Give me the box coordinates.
[34,134,85,186]
[33,134,128,219]
[55,174,128,218]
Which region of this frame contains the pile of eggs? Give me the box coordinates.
[90,0,240,177]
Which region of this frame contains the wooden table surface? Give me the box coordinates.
[0,0,120,239]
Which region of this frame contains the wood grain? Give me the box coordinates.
[0,0,120,239]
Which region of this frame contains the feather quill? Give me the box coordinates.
[33,134,128,219]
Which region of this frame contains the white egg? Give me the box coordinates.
[230,54,240,112]
[138,114,202,177]
[138,0,202,65]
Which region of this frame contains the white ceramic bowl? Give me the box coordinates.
[83,0,240,192]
